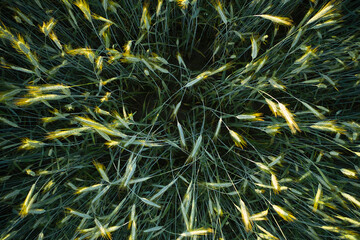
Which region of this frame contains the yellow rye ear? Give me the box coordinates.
[229,129,247,149]
[255,14,293,26]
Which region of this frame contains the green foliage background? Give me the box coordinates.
[1,0,360,239]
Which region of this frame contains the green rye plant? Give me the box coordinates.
[1,0,360,239]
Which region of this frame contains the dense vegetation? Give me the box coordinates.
[1,0,360,239]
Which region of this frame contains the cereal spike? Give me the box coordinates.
[306,1,337,26]
[278,103,300,134]
[265,98,279,117]
[213,117,222,141]
[341,192,360,208]
[237,200,252,232]
[236,113,264,121]
[250,209,268,221]
[74,0,92,22]
[271,174,281,194]
[156,0,164,16]
[93,161,110,182]
[178,228,214,238]
[273,205,296,222]
[313,183,322,212]
[95,218,112,240]
[250,35,259,59]
[340,169,358,179]
[177,121,186,148]
[19,138,44,150]
[215,0,227,24]
[255,14,293,26]
[186,135,202,163]
[229,129,247,149]
[140,2,151,31]
[39,18,57,36]
[19,183,36,217]
[177,0,189,10]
